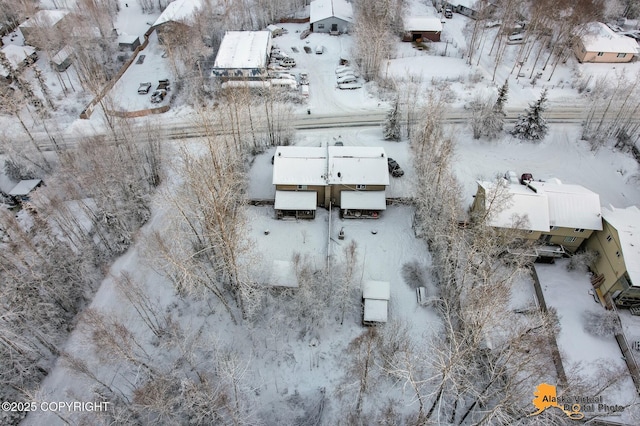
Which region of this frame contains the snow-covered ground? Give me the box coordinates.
[536,260,640,423]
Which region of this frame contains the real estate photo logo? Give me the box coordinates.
[529,383,625,420]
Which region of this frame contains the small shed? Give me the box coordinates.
[362,280,390,324]
[266,24,284,37]
[8,179,43,201]
[269,260,299,288]
[51,46,73,72]
[403,17,443,42]
[118,34,141,51]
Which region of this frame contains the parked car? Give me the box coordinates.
[271,50,287,60]
[335,65,352,74]
[315,45,324,54]
[444,8,453,18]
[279,57,296,67]
[150,89,167,103]
[520,173,534,184]
[387,158,404,177]
[138,82,152,94]
[157,79,170,91]
[335,141,344,146]
[337,82,363,90]
[337,75,358,85]
[336,71,357,80]
[136,54,146,64]
[507,33,524,44]
[299,72,309,85]
[300,84,309,97]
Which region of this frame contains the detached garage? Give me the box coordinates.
[363,280,390,325]
[403,17,443,42]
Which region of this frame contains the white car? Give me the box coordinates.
[315,45,324,54]
[337,75,358,85]
[335,65,353,74]
[336,70,357,80]
[337,82,362,90]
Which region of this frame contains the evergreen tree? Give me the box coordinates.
[482,79,509,139]
[511,89,548,141]
[384,98,401,141]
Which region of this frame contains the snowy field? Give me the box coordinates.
[8,0,640,424]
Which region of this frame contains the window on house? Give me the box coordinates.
[617,53,627,58]
[356,184,366,190]
[616,251,621,258]
[297,185,307,190]
[597,52,604,56]
[318,23,325,29]
[606,235,612,242]
[526,230,534,234]
[564,236,577,243]
[575,228,585,233]
[550,226,557,231]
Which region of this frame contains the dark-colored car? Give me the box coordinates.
[388,158,404,177]
[444,8,453,19]
[150,89,167,103]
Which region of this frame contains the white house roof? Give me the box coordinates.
[405,17,443,32]
[272,146,327,186]
[214,31,271,69]
[8,179,42,196]
[310,0,353,24]
[363,280,390,300]
[20,10,69,28]
[601,205,640,287]
[327,146,390,185]
[527,181,602,231]
[118,34,139,44]
[274,190,317,210]
[340,191,386,210]
[152,0,202,27]
[477,180,550,232]
[580,22,639,54]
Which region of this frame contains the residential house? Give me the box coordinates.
[0,44,38,79]
[212,31,271,80]
[152,0,202,44]
[19,10,70,49]
[309,0,353,34]
[272,146,328,219]
[403,17,443,42]
[327,146,389,218]
[586,206,640,308]
[573,22,638,63]
[472,178,602,253]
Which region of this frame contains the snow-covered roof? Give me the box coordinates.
[601,205,640,287]
[152,0,202,27]
[363,299,388,323]
[213,31,271,69]
[19,10,69,28]
[527,181,602,231]
[272,146,327,186]
[310,0,353,24]
[51,45,73,64]
[580,22,639,54]
[327,146,390,185]
[269,260,298,288]
[340,190,386,210]
[118,34,139,44]
[274,190,317,210]
[8,179,42,196]
[1,45,36,68]
[478,180,550,232]
[363,280,390,300]
[405,17,443,32]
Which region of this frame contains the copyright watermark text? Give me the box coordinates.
[1,401,110,413]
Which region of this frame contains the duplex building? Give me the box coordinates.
[272,145,390,219]
[586,206,640,308]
